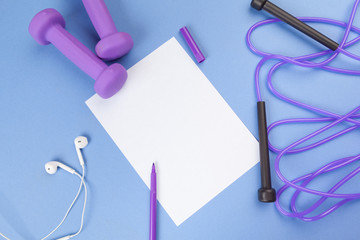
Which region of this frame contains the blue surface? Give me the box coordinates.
[1,0,360,239]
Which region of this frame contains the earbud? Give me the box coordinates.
[75,136,88,149]
[45,161,76,175]
[74,136,88,166]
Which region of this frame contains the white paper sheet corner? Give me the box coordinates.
[86,37,259,226]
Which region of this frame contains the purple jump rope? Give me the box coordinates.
[247,0,360,221]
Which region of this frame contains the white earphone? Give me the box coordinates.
[0,136,89,240]
[45,161,76,175]
[74,136,88,167]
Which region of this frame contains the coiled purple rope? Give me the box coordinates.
[246,0,360,221]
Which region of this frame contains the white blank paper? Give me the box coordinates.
[86,38,259,226]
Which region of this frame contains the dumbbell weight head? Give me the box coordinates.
[29,8,66,45]
[95,32,134,61]
[81,0,134,61]
[95,63,127,99]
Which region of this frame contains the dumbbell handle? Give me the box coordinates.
[82,0,117,39]
[47,24,107,80]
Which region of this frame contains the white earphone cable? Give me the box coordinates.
[1,136,88,240]
[0,169,86,240]
[0,232,10,240]
[70,167,87,238]
[41,167,86,240]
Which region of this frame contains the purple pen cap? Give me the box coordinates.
[180,26,205,63]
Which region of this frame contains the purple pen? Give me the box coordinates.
[149,163,157,240]
[180,26,205,63]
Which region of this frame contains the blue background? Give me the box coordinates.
[1,0,360,239]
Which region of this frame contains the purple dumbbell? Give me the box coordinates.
[82,0,134,61]
[29,8,127,99]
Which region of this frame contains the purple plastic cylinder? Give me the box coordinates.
[82,0,134,61]
[180,26,205,63]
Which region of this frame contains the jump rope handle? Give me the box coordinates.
[251,0,339,51]
[257,101,276,203]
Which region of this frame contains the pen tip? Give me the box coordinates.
[152,163,156,172]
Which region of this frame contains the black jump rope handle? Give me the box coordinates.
[257,101,276,203]
[251,0,339,51]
